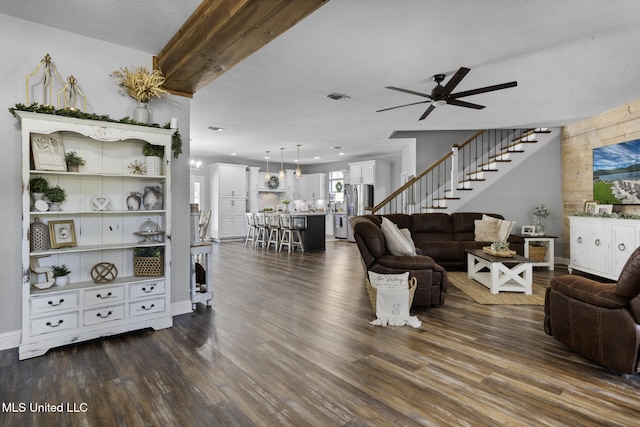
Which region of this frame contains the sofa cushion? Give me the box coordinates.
[381,217,416,256]
[412,213,455,241]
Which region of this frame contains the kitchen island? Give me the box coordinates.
[291,212,328,252]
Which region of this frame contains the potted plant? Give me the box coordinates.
[29,176,49,200]
[111,66,167,124]
[143,143,164,176]
[64,151,85,172]
[133,246,164,277]
[52,264,71,286]
[44,185,66,211]
[281,199,290,212]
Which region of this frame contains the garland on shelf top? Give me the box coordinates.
[572,211,640,220]
[8,102,182,159]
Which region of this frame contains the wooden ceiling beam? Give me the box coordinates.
[155,0,328,96]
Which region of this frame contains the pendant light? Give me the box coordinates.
[279,147,285,179]
[265,150,271,179]
[295,144,302,178]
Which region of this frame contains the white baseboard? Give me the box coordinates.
[0,330,21,351]
[172,300,193,316]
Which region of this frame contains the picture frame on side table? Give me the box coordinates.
[584,201,598,214]
[521,225,536,235]
[31,132,67,171]
[49,220,76,248]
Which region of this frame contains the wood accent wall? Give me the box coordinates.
[561,98,640,257]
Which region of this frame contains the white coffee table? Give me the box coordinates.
[466,249,533,295]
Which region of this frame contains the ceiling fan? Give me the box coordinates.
[377,67,517,121]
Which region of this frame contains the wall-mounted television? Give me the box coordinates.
[593,138,640,205]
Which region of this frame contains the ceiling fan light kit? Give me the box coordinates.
[377,67,517,121]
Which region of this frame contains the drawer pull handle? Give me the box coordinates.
[618,243,626,251]
[140,304,155,311]
[46,320,64,328]
[96,292,113,299]
[595,239,600,246]
[142,286,155,293]
[97,311,113,318]
[577,237,582,244]
[48,299,64,307]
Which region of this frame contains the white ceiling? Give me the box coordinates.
[3,0,640,166]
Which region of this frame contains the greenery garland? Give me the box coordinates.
[571,211,640,220]
[8,102,182,159]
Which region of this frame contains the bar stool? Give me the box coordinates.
[254,212,267,248]
[244,213,257,246]
[279,214,304,253]
[266,213,281,250]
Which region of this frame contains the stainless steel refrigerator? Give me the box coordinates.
[346,183,374,242]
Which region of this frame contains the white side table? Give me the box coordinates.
[190,242,213,309]
[517,235,557,271]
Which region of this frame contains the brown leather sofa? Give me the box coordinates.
[544,246,640,374]
[350,212,524,308]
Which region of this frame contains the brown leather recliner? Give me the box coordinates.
[350,215,448,308]
[544,246,640,374]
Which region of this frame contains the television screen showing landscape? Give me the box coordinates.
[593,139,640,205]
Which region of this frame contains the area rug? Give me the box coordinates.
[447,271,546,305]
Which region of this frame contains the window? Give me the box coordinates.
[329,170,345,204]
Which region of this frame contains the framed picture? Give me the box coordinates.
[31,132,67,171]
[521,225,536,235]
[584,201,598,214]
[597,204,613,215]
[48,220,76,248]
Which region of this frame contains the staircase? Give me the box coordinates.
[372,128,557,215]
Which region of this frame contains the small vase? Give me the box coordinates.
[48,202,61,212]
[145,156,161,176]
[133,102,150,124]
[54,275,69,287]
[534,217,546,235]
[143,186,164,210]
[127,192,142,211]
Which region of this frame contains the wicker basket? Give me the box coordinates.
[528,245,547,262]
[133,256,164,277]
[365,276,417,313]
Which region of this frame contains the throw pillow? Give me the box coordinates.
[381,217,417,256]
[400,228,417,255]
[474,219,500,242]
[482,214,516,242]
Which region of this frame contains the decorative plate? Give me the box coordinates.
[91,195,112,211]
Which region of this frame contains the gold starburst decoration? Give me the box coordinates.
[128,160,147,175]
[111,66,167,103]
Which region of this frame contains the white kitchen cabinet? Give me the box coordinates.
[294,173,327,200]
[569,216,640,280]
[17,112,174,360]
[348,160,390,205]
[210,163,247,240]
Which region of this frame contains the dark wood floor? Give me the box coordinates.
[1,240,639,426]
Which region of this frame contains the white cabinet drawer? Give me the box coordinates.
[31,312,79,336]
[84,304,125,326]
[30,292,79,315]
[84,286,125,307]
[130,281,165,299]
[129,298,165,317]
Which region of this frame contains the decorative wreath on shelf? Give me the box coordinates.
[335,181,343,192]
[267,175,280,189]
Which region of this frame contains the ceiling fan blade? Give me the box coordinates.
[385,86,431,98]
[418,104,436,121]
[440,67,471,97]
[449,81,517,99]
[446,99,485,110]
[376,100,429,113]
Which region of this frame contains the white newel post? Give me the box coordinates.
[450,144,459,198]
